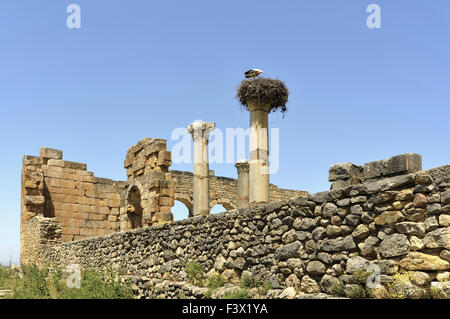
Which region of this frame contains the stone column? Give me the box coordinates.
[248,101,271,204]
[235,160,250,208]
[187,121,215,216]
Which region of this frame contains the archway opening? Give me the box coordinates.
[210,204,227,214]
[127,186,143,229]
[172,200,190,221]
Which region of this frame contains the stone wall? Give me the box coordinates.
[34,164,450,298]
[20,148,124,262]
[21,140,308,264]
[329,153,422,190]
[171,170,308,216]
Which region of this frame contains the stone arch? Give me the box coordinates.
[209,199,236,211]
[174,193,193,217]
[122,181,146,230]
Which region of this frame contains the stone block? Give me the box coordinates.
[363,153,422,180]
[329,162,362,182]
[40,147,63,160]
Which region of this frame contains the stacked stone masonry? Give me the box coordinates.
[21,139,306,264]
[27,158,450,298]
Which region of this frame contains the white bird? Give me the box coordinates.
[244,68,263,79]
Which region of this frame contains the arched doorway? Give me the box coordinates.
[127,186,143,229]
[172,200,191,221]
[210,204,227,214]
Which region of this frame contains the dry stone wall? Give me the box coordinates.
[35,164,450,298]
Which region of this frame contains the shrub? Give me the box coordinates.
[207,274,225,290]
[8,264,134,299]
[185,262,204,286]
[330,282,346,297]
[12,264,50,299]
[353,269,372,285]
[224,288,249,299]
[239,273,272,296]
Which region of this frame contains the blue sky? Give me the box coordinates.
[0,0,449,264]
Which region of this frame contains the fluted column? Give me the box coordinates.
[235,160,250,208]
[187,121,215,216]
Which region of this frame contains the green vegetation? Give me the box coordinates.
[207,274,225,290]
[0,264,134,299]
[353,269,373,285]
[223,288,249,299]
[185,261,204,286]
[346,284,367,299]
[329,281,346,297]
[386,271,415,299]
[239,273,272,296]
[204,274,226,299]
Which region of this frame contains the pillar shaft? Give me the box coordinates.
[187,121,215,216]
[248,102,271,204]
[235,160,250,208]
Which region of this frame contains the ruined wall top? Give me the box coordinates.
[124,138,172,180]
[329,153,422,190]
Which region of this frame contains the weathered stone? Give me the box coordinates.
[427,203,442,215]
[436,271,450,282]
[398,252,450,271]
[282,229,297,244]
[358,236,379,257]
[300,275,320,294]
[351,224,370,240]
[395,222,425,237]
[415,171,433,185]
[423,227,450,249]
[374,211,405,226]
[342,214,360,226]
[275,241,303,260]
[312,227,326,241]
[329,163,361,182]
[439,215,450,227]
[346,256,369,274]
[322,203,338,218]
[306,261,326,275]
[379,234,410,258]
[442,190,450,206]
[279,287,296,299]
[395,189,414,201]
[214,255,226,271]
[413,193,428,208]
[410,272,432,286]
[285,274,301,291]
[319,236,356,252]
[425,216,439,232]
[319,275,341,294]
[409,236,424,251]
[440,250,450,262]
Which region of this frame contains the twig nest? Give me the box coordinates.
[236,77,289,113]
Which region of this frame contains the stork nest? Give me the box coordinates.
[236,77,289,113]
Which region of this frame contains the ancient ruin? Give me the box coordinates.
[19,77,450,299]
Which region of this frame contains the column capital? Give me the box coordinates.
[235,159,250,173]
[187,121,216,140]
